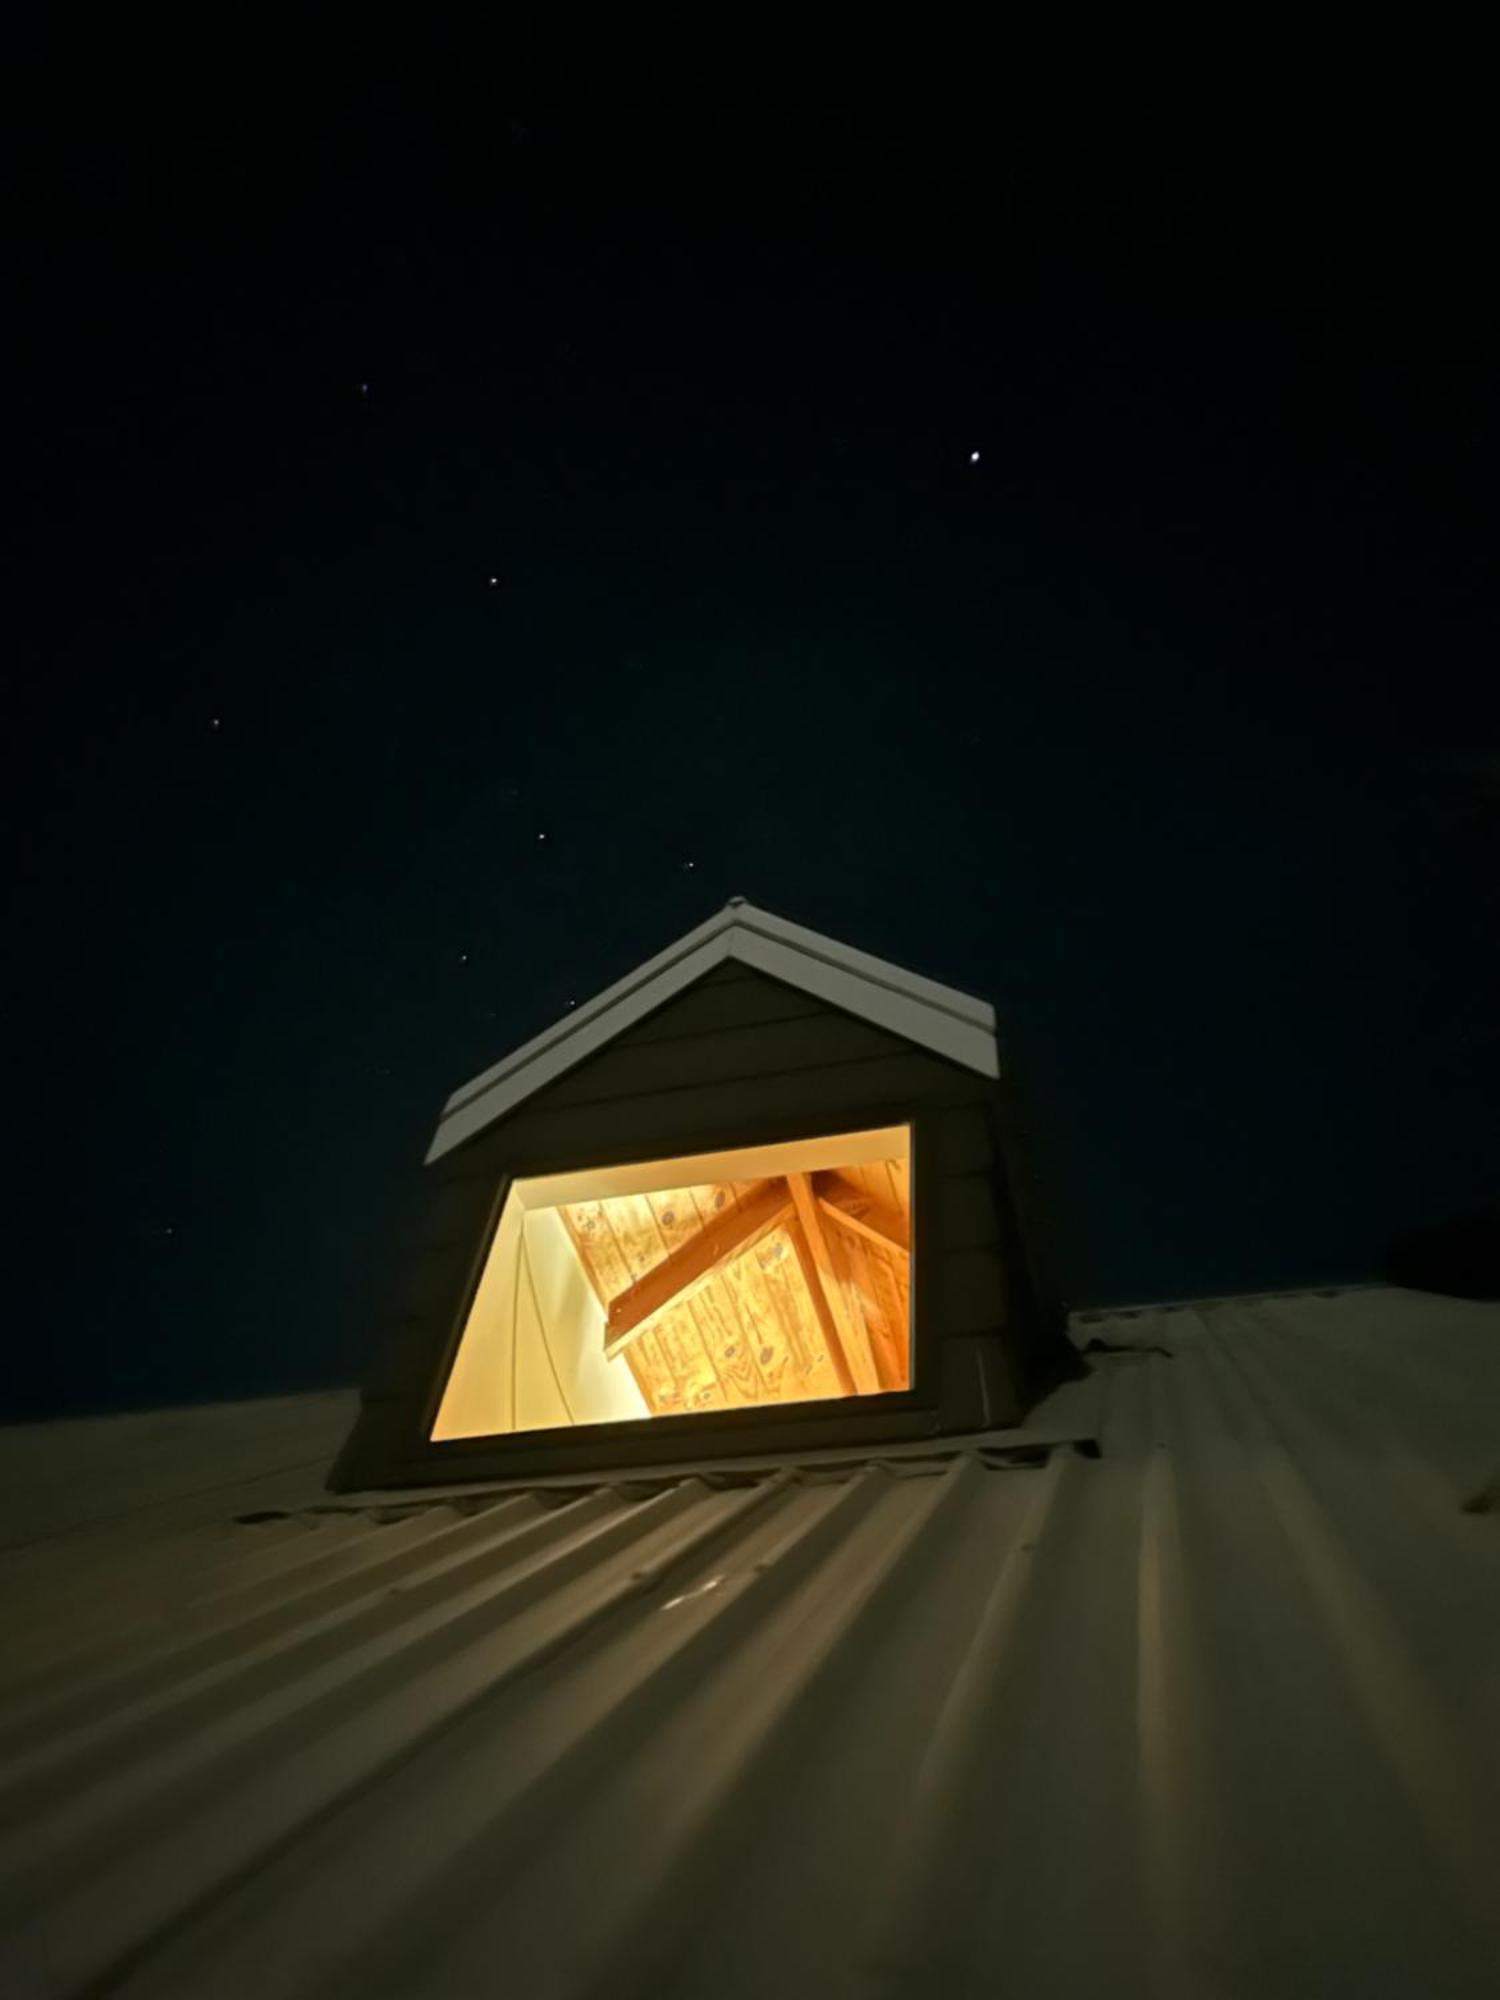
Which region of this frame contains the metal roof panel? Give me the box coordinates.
[2,1286,1496,1997]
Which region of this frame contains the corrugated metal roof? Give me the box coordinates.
[1,1287,1497,1998]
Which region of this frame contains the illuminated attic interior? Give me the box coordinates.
[431,1125,912,1440]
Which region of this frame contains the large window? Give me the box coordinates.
[431,1126,912,1439]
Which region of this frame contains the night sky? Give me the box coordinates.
[12,45,1497,1420]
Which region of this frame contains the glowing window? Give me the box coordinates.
[431,1126,912,1439]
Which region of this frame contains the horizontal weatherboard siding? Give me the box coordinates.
[534,1011,906,1112]
[334,961,1065,1490]
[429,904,998,1159]
[621,965,831,1045]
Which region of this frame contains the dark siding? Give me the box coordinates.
[535,1013,903,1111]
[332,964,1069,1490]
[933,1172,1006,1252]
[495,1058,972,1162]
[621,967,830,1044]
[926,1105,992,1176]
[930,1248,1010,1335]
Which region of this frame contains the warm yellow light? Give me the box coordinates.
[430,1126,912,1440]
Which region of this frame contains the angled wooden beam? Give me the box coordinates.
[784,1213,856,1395]
[787,1173,880,1394]
[604,1183,792,1359]
[817,1170,911,1250]
[816,1190,911,1258]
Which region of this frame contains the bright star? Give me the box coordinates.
[969,450,980,464]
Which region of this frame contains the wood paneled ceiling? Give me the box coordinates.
[559,1157,911,1415]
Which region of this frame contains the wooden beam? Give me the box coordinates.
[784,1214,856,1395]
[816,1191,911,1258]
[818,1169,910,1248]
[604,1183,792,1359]
[787,1173,880,1395]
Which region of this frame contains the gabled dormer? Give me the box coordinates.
[332,901,1067,1488]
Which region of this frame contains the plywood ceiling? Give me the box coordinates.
[559,1157,911,1415]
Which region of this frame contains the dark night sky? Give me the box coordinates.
[11,38,1498,1419]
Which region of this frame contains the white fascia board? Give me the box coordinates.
[425,901,998,1164]
[730,905,996,1031]
[727,928,999,1078]
[425,935,731,1161]
[441,904,737,1119]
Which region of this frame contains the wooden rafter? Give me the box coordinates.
[815,1183,911,1257]
[784,1214,856,1396]
[603,1181,793,1359]
[563,1150,911,1411]
[787,1174,880,1395]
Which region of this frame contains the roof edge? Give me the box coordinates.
[426,901,998,1164]
[1071,1279,1386,1322]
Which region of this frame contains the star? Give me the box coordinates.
[488,576,498,587]
[969,450,980,464]
[536,832,548,842]
[458,952,469,963]
[359,382,370,397]
[209,717,221,730]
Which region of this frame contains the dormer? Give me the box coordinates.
[332,902,1067,1488]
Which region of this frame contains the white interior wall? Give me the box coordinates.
[518,1208,647,1428]
[430,1197,647,1440]
[429,1197,521,1440]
